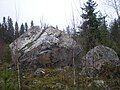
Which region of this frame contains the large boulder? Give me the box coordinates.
[81,45,120,77]
[9,26,80,70]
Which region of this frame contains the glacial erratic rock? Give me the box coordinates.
[9,26,81,69]
[82,45,120,69]
[81,45,120,77]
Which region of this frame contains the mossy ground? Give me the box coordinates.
[0,45,120,90]
[0,64,120,90]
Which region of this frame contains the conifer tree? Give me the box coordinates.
[20,23,25,35]
[80,0,101,52]
[7,16,14,41]
[110,18,120,45]
[2,17,7,30]
[0,18,6,40]
[98,14,110,45]
[0,23,1,28]
[0,17,8,43]
[25,22,28,31]
[31,20,34,27]
[109,18,120,57]
[15,21,19,39]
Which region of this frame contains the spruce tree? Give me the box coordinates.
[15,22,19,39]
[7,16,14,42]
[80,0,101,52]
[2,17,7,30]
[25,22,28,31]
[0,18,6,40]
[110,18,120,57]
[0,17,7,43]
[20,23,25,35]
[1,17,13,43]
[98,14,110,46]
[110,19,120,44]
[31,20,34,27]
[0,23,1,28]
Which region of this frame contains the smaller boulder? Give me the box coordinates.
[81,45,120,77]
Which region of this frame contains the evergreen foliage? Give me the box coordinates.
[80,0,110,53]
[2,17,7,30]
[110,17,120,57]
[7,17,14,41]
[0,17,12,44]
[0,17,31,43]
[98,15,110,46]
[25,22,28,31]
[15,21,19,39]
[31,20,34,27]
[0,0,120,88]
[80,0,101,52]
[110,18,120,44]
[20,23,25,35]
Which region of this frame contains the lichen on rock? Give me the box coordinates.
[9,26,80,70]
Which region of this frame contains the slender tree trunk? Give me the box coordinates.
[72,49,76,86]
[16,51,22,90]
[14,40,22,90]
[113,0,120,18]
[17,61,21,90]
[14,1,22,89]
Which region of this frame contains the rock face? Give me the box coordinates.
[81,45,120,77]
[9,26,80,69]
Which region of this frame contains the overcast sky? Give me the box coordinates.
[0,0,117,29]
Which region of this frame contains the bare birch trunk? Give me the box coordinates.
[14,41,22,90]
[72,49,76,86]
[16,52,22,90]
